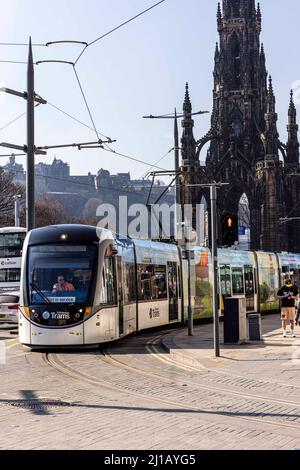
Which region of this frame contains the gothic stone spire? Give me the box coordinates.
[222,0,256,19]
[286,90,299,167]
[263,76,279,158]
[181,83,196,163]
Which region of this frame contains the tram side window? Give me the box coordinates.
[281,266,290,284]
[232,267,245,295]
[100,257,116,305]
[244,265,254,295]
[281,266,300,287]
[137,265,167,301]
[220,265,231,296]
[123,263,136,304]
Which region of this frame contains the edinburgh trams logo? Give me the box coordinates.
[42,311,51,320]
[149,307,160,319]
[42,311,70,320]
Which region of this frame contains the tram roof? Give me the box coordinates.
[27,224,101,246]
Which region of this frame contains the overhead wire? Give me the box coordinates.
[0,42,46,47]
[0,99,167,171]
[47,101,111,140]
[0,60,34,64]
[74,0,166,65]
[46,98,167,170]
[71,0,167,155]
[101,148,166,171]
[72,65,100,141]
[0,103,40,133]
[140,147,174,179]
[0,0,169,173]
[0,112,26,132]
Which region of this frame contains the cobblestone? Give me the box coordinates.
[1,315,300,450]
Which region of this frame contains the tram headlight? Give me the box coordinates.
[24,307,30,318]
[85,307,92,316]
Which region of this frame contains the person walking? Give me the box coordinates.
[277,279,299,338]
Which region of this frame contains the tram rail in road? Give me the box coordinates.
[39,330,300,433]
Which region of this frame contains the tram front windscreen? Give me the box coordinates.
[28,244,97,307]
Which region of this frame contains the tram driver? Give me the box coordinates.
[53,275,75,293]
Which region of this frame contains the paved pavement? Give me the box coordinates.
[162,314,300,384]
[0,314,300,450]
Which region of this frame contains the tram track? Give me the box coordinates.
[42,335,300,432]
[101,337,300,408]
[99,329,300,396]
[146,334,300,394]
[44,352,209,412]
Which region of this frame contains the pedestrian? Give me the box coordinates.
[277,279,299,338]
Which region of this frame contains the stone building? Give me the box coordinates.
[180,0,300,253]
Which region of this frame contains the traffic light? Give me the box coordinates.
[222,214,238,247]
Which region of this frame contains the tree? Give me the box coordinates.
[82,198,103,219]
[0,169,25,226]
[20,195,68,228]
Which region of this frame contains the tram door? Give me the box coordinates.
[168,262,178,321]
[244,265,255,312]
[117,257,124,336]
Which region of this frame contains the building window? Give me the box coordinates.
[0,269,21,283]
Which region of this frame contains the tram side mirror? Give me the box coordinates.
[106,243,118,257]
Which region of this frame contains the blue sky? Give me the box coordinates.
[0,0,299,178]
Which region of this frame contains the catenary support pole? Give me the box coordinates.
[211,185,220,357]
[26,37,35,232]
[174,108,181,240]
[186,224,193,336]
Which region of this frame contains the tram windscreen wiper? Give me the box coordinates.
[30,282,52,305]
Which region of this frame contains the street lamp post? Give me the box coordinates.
[14,195,22,228]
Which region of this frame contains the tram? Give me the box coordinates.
[19,225,182,347]
[18,224,300,348]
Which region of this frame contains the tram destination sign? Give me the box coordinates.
[47,297,76,304]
